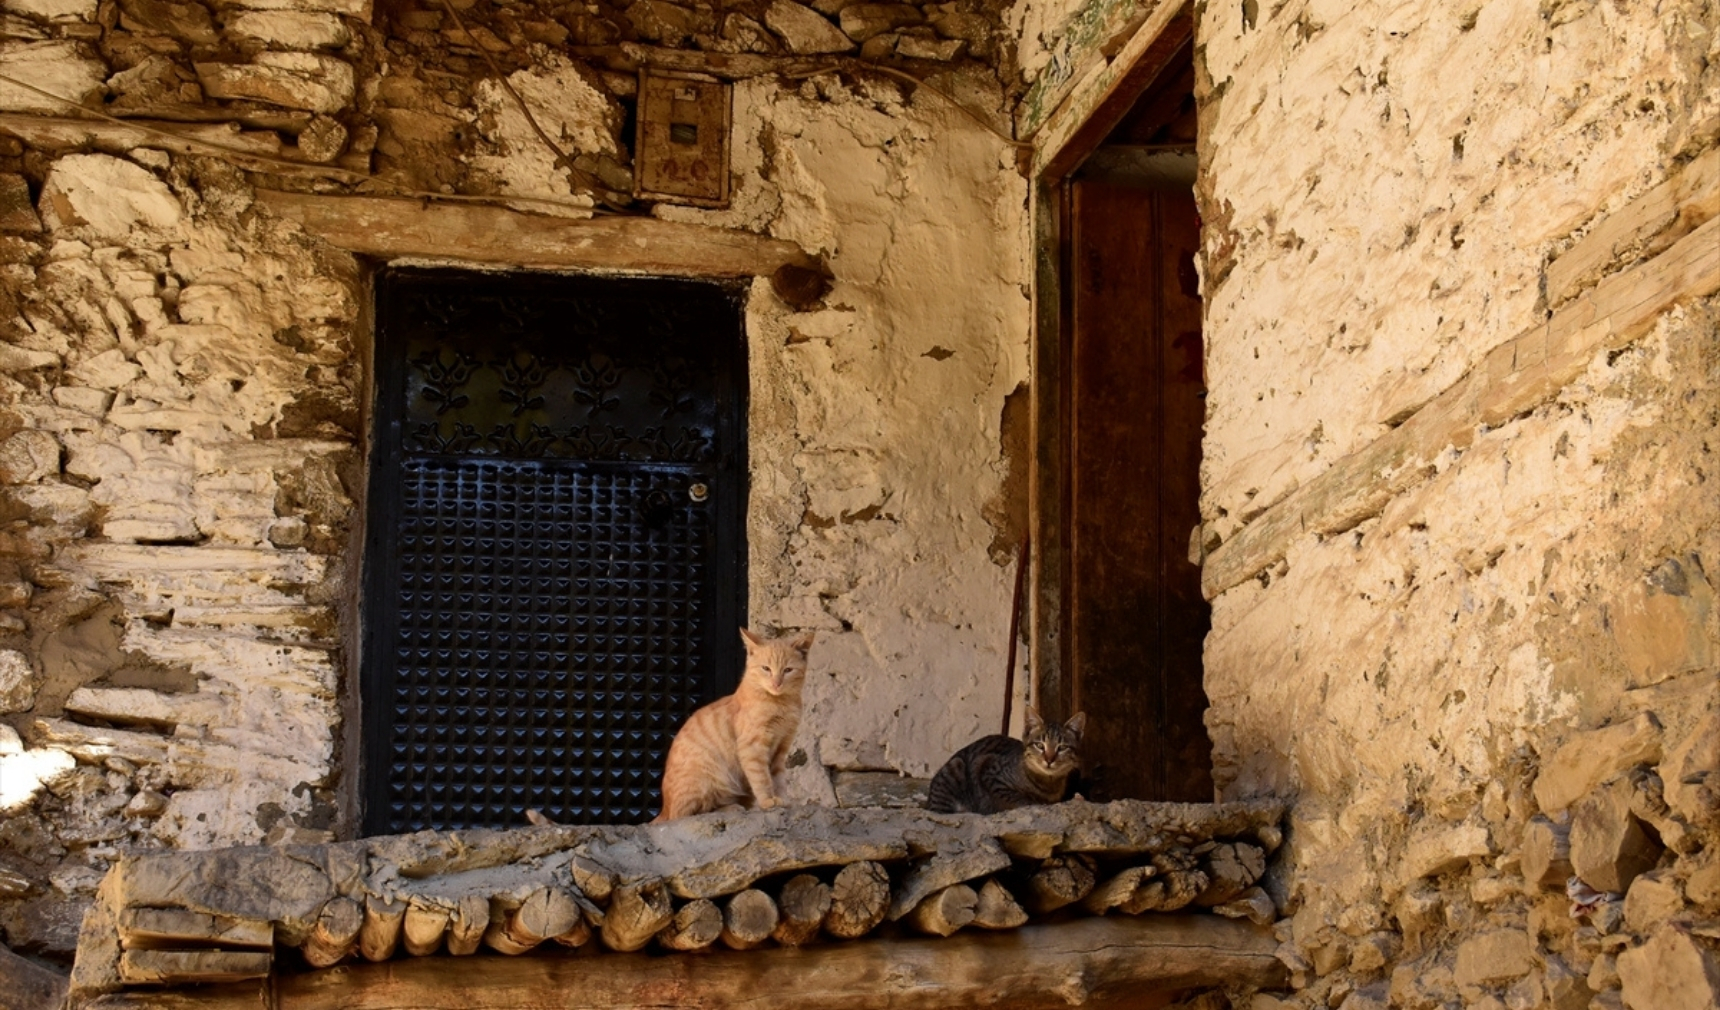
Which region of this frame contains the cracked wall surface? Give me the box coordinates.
[0,0,1031,963]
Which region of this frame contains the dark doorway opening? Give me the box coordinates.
[1058,42,1213,803]
[362,267,748,834]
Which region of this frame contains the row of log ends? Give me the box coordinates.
[101,804,1287,988]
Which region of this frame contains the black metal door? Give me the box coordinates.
[363,267,747,834]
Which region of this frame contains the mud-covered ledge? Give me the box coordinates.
[66,799,1286,1007]
[255,191,828,296]
[1201,158,1720,600]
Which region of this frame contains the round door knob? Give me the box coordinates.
[688,483,709,502]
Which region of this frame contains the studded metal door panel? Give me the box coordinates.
[364,268,747,834]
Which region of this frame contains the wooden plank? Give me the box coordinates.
[275,915,1287,1009]
[255,191,817,279]
[0,941,67,1010]
[118,909,274,952]
[1030,9,1193,182]
[82,982,270,1010]
[1201,213,1720,599]
[1547,147,1720,306]
[116,951,271,986]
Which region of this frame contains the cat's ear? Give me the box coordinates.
[1064,711,1087,737]
[1024,707,1044,732]
[739,627,765,650]
[789,631,815,653]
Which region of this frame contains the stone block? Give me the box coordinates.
[1611,556,1715,688]
[195,53,355,114]
[4,0,98,18]
[117,0,218,45]
[1571,778,1665,894]
[1534,714,1663,814]
[0,174,40,234]
[1623,871,1684,935]
[1689,856,1720,911]
[762,0,852,53]
[0,42,105,114]
[0,746,76,812]
[1523,815,1574,890]
[226,10,350,49]
[39,154,183,239]
[1543,955,1594,1010]
[831,770,928,807]
[624,0,714,43]
[838,2,919,41]
[1617,926,1720,1010]
[1402,820,1492,881]
[894,32,962,60]
[1661,710,1720,826]
[0,648,32,713]
[1454,928,1535,987]
[0,431,60,485]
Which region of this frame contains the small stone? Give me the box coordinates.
[838,2,919,41]
[1688,857,1720,911]
[267,516,307,548]
[893,31,961,59]
[625,0,713,43]
[927,7,987,42]
[1402,820,1492,881]
[195,52,355,114]
[0,430,60,485]
[0,648,32,713]
[1348,931,1398,974]
[38,154,183,239]
[0,723,20,755]
[719,13,774,52]
[1617,926,1720,1010]
[126,789,168,818]
[1588,952,1619,991]
[1213,886,1277,925]
[1571,777,1665,894]
[763,0,853,53]
[1544,955,1595,1010]
[858,31,897,58]
[1661,711,1720,826]
[1454,928,1535,987]
[1524,815,1576,890]
[1337,984,1388,1010]
[51,387,113,415]
[1623,871,1684,935]
[117,0,219,44]
[0,174,40,233]
[226,10,351,48]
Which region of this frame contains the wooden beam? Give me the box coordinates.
[1201,213,1720,599]
[81,982,270,1010]
[275,915,1287,1010]
[255,191,819,279]
[1029,8,1193,182]
[1017,0,1181,141]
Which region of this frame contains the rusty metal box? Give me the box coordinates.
[635,70,732,208]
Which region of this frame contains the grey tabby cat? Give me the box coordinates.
[924,708,1087,814]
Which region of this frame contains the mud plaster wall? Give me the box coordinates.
[0,0,1031,960]
[1193,0,1720,1008]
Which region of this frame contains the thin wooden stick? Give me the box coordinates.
[1002,532,1030,735]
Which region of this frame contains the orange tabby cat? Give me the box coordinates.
[653,628,814,822]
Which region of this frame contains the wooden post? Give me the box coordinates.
[823,861,890,940]
[1023,853,1096,913]
[770,874,832,947]
[658,899,723,952]
[301,898,363,968]
[970,879,1028,930]
[905,885,977,937]
[358,896,406,963]
[720,889,779,950]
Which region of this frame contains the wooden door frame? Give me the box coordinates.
[1023,1,1196,723]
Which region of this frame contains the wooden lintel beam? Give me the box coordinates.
[255,191,820,280]
[273,915,1286,1010]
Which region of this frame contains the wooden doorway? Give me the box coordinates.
[1046,41,1213,802]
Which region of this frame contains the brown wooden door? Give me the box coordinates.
[1065,178,1212,802]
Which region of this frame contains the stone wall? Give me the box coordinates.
[1194,0,1720,1008]
[0,0,1031,963]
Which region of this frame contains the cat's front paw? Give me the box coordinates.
[755,795,782,811]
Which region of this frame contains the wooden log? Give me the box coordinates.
[822,861,890,940]
[256,191,822,282]
[0,940,67,1010]
[658,899,723,952]
[720,889,779,951]
[1023,853,1096,913]
[1523,816,1575,891]
[906,884,977,937]
[1083,866,1156,915]
[480,898,531,957]
[1213,887,1277,926]
[1195,842,1265,907]
[277,915,1291,1009]
[567,855,615,905]
[600,881,673,953]
[886,837,1012,921]
[81,981,269,1009]
[401,898,451,957]
[444,895,489,956]
[358,896,406,963]
[970,878,1028,930]
[117,950,271,985]
[118,908,273,951]
[770,874,832,947]
[300,897,362,968]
